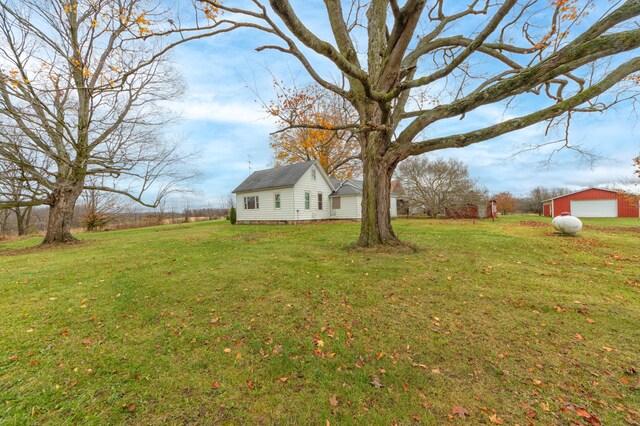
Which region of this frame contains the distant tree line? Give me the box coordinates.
[0,193,230,237]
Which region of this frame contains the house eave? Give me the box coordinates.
[233,184,295,194]
[541,187,619,202]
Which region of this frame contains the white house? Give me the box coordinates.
[232,160,398,223]
[329,178,398,220]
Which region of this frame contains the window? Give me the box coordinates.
[244,196,259,210]
[274,193,281,209]
[304,192,310,210]
[332,197,341,209]
[311,169,316,180]
[318,193,323,210]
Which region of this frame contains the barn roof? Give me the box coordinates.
[232,161,317,193]
[541,187,618,202]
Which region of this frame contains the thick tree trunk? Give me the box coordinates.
[357,150,401,247]
[42,182,83,245]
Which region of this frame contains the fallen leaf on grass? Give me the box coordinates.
[575,333,584,340]
[223,348,231,353]
[61,330,69,335]
[371,377,383,388]
[452,406,468,418]
[122,403,136,412]
[602,346,613,352]
[278,377,288,383]
[586,318,595,324]
[81,339,95,345]
[329,395,338,407]
[211,381,221,389]
[576,408,602,426]
[7,355,18,361]
[247,380,255,389]
[488,413,503,424]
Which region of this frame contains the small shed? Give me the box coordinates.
[445,200,497,219]
[542,188,639,218]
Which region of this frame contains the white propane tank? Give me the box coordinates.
[552,213,583,235]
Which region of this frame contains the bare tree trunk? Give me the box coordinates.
[357,136,401,247]
[14,206,32,236]
[42,182,84,245]
[0,210,9,235]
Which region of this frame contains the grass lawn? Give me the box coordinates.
[1,216,639,425]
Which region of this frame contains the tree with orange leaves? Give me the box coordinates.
[494,192,517,216]
[269,84,361,179]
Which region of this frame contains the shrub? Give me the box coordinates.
[83,212,109,232]
[229,207,236,225]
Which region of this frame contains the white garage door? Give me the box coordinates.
[570,199,618,217]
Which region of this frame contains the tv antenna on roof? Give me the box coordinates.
[248,154,253,174]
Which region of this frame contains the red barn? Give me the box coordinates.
[542,188,639,218]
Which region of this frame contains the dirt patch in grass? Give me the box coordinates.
[565,237,609,250]
[584,225,640,234]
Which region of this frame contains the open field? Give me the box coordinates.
[1,216,639,424]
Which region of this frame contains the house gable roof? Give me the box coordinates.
[329,179,400,197]
[330,179,362,196]
[541,187,618,202]
[232,161,316,193]
[233,160,336,193]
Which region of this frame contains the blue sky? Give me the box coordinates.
[162,2,640,208]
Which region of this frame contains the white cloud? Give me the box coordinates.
[173,99,276,126]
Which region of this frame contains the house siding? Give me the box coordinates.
[390,196,398,218]
[330,195,398,219]
[291,164,333,221]
[235,187,295,222]
[330,195,361,219]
